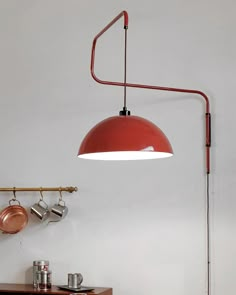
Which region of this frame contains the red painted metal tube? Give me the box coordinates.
[90,11,211,174]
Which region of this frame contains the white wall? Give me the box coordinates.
[0,1,235,295]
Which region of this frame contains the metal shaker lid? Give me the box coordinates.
[33,260,49,266]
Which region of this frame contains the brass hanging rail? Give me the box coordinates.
[0,187,78,193]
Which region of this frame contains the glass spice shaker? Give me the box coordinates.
[36,270,52,290]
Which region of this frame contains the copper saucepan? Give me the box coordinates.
[0,199,28,234]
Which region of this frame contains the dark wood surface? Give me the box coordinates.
[0,284,112,295]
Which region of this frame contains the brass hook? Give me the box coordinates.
[39,187,44,201]
[38,188,48,208]
[9,187,20,205]
[58,188,65,206]
[13,187,16,201]
[59,187,63,201]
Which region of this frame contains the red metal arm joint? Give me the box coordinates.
[90,11,211,174]
[123,11,129,27]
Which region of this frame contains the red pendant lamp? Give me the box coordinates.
[78,11,174,161]
[78,11,212,295]
[78,11,211,173]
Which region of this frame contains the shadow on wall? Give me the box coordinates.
[25,266,33,284]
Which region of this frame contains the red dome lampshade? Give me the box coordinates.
[78,115,173,160]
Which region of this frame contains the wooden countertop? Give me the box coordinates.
[0,284,112,295]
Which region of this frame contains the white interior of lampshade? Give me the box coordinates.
[78,151,173,160]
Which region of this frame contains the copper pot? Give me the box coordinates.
[0,200,28,234]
